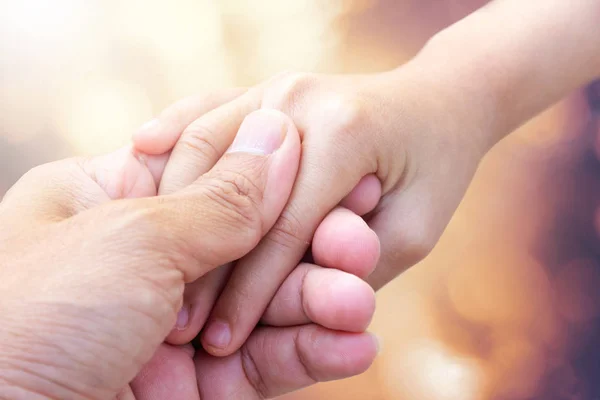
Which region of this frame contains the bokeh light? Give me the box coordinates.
[57,77,153,155]
[2,1,600,399]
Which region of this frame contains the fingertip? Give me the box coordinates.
[262,263,376,330]
[201,319,233,357]
[134,88,249,156]
[165,303,210,346]
[132,118,158,148]
[340,174,382,216]
[166,267,231,346]
[313,208,380,278]
[86,145,159,200]
[130,343,198,399]
[135,151,170,190]
[297,327,378,380]
[132,118,175,155]
[304,269,376,332]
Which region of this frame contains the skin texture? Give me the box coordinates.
[133,0,600,359]
[0,111,379,399]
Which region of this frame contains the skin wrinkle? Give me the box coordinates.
[299,267,314,325]
[3,305,151,392]
[262,208,310,251]
[240,344,268,399]
[0,373,66,400]
[0,358,98,400]
[178,126,223,168]
[294,328,320,385]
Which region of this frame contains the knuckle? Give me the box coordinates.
[269,72,318,112]
[200,171,264,243]
[178,122,221,164]
[265,208,306,251]
[326,95,367,143]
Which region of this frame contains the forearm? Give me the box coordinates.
[408,0,600,150]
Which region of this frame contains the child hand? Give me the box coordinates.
[134,66,485,356]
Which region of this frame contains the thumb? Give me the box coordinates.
[138,109,301,283]
[0,146,168,225]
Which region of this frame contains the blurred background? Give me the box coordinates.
[1,0,600,398]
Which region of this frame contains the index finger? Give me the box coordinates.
[133,88,247,155]
[157,90,261,195]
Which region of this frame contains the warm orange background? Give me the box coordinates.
[2,1,599,399]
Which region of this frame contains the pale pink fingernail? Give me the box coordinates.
[227,110,286,155]
[133,118,160,141]
[175,305,190,330]
[203,319,231,349]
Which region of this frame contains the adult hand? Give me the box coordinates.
[132,108,381,399]
[0,109,314,399]
[131,206,380,399]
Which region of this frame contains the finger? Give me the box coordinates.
[124,109,301,284]
[340,174,382,216]
[171,206,379,342]
[115,386,136,400]
[165,264,232,345]
[133,88,247,155]
[261,263,376,332]
[194,325,379,399]
[0,146,167,224]
[201,139,369,356]
[135,89,259,346]
[83,148,169,200]
[158,90,261,195]
[156,91,260,345]
[311,207,380,279]
[160,98,282,345]
[365,185,442,291]
[130,343,199,400]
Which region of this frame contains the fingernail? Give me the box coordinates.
[133,118,160,140]
[371,333,383,355]
[203,319,231,349]
[227,110,286,155]
[175,305,190,330]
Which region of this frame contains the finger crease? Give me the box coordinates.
[294,329,319,385]
[240,344,269,399]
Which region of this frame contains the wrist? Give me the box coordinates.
[406,0,600,147]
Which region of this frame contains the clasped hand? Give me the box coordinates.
[0,110,379,399]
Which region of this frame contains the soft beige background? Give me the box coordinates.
[2,1,600,398]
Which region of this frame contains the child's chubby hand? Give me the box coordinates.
[133,63,490,357]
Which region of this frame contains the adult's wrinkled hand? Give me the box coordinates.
[0,111,377,399]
